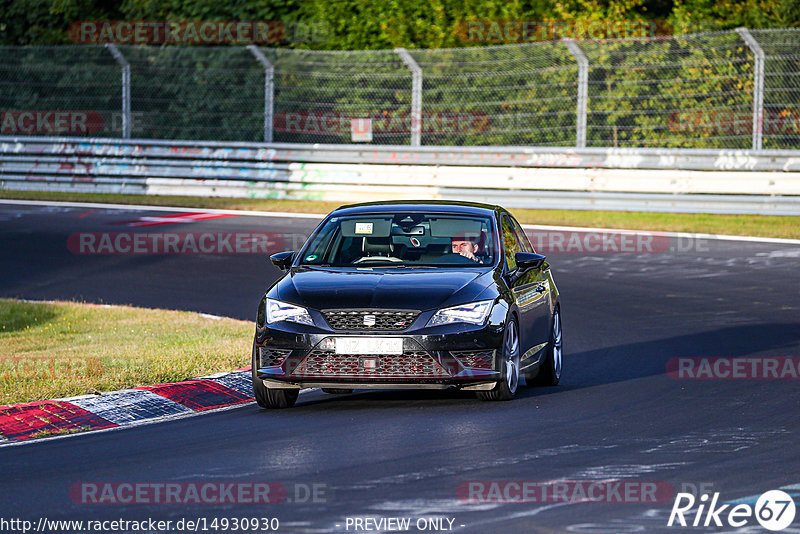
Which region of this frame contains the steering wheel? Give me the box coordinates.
[352,256,405,264]
[437,253,481,264]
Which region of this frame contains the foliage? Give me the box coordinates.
[1,0,797,48]
[0,1,797,147]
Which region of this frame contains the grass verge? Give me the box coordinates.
[0,299,252,405]
[1,190,799,239]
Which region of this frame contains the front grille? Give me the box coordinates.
[259,347,291,368]
[323,309,419,331]
[452,350,495,369]
[290,350,449,378]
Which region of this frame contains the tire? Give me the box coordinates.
[477,317,520,401]
[321,388,354,394]
[531,306,562,386]
[251,338,299,409]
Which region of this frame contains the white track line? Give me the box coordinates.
[521,223,800,245]
[2,198,799,245]
[0,198,323,219]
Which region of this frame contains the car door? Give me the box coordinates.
[502,214,552,366]
[500,214,532,361]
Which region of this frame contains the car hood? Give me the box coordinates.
[274,266,495,311]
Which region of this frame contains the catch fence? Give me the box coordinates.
[0,28,798,149]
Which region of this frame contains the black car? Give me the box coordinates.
[252,201,562,408]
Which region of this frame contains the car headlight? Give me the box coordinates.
[266,298,313,326]
[427,300,493,326]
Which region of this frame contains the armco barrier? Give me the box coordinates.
[1,136,799,215]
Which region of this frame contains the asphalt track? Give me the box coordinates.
[1,200,799,533]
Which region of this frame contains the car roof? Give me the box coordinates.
[331,200,501,217]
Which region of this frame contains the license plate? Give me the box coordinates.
[335,337,403,355]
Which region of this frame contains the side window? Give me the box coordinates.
[510,216,534,253]
[501,215,522,270]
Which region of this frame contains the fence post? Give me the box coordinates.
[735,28,765,150]
[105,44,130,139]
[563,39,588,149]
[247,45,275,143]
[395,48,423,146]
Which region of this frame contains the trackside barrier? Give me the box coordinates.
[1,136,799,215]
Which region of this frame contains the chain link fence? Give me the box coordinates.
[266,48,414,145]
[580,31,754,149]
[0,28,798,149]
[751,29,800,150]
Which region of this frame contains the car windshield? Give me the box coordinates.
[298,212,497,267]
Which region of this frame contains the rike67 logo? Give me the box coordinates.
[668,490,796,531]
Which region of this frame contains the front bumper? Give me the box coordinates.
[254,304,507,390]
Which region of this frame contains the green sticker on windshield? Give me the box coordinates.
[305,254,317,261]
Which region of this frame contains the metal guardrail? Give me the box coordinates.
[1,136,799,215]
[3,135,800,171]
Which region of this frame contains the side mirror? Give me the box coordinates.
[514,252,546,271]
[269,251,295,271]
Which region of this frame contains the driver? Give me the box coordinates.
[451,232,484,263]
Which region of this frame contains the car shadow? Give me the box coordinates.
[560,322,800,388]
[289,322,800,408]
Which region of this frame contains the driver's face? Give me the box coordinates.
[451,240,478,254]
